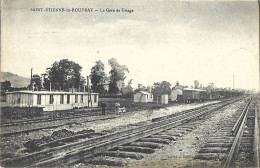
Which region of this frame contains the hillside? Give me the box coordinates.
[1,72,30,88]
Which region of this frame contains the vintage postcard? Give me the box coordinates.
[1,0,259,167]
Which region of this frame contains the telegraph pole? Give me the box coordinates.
[259,0,260,93]
[30,68,33,90]
[87,76,89,107]
[87,76,92,107]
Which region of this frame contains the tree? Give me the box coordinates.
[134,83,147,93]
[90,60,107,94]
[108,79,119,94]
[108,58,129,94]
[152,81,172,95]
[1,80,11,92]
[45,59,85,90]
[122,79,134,97]
[28,74,42,90]
[199,84,204,89]
[206,83,215,92]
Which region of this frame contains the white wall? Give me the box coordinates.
[170,89,183,101]
[6,92,99,111]
[134,93,153,103]
[6,93,33,107]
[161,94,168,104]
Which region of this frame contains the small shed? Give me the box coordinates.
[6,91,99,111]
[154,94,168,105]
[134,91,153,103]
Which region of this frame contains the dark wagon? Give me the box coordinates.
[183,88,207,103]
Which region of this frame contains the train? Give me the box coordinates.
[170,88,244,103]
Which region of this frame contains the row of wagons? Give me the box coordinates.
[172,88,243,103]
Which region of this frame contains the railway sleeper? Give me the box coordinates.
[219,127,234,131]
[235,153,254,161]
[112,146,155,154]
[175,127,194,132]
[127,142,164,149]
[198,147,229,153]
[242,133,254,137]
[5,100,238,167]
[238,147,254,153]
[100,151,144,160]
[208,136,231,140]
[84,156,127,167]
[238,142,252,148]
[138,138,171,144]
[195,153,226,161]
[171,130,187,134]
[213,133,229,136]
[217,131,231,135]
[204,143,232,148]
[240,137,253,143]
[160,131,183,137]
[149,135,177,141]
[207,138,234,144]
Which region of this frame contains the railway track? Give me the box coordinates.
[1,117,117,137]
[1,109,104,127]
[1,97,243,167]
[1,100,229,137]
[1,99,232,128]
[195,96,260,167]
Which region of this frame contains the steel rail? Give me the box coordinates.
[223,98,251,168]
[1,98,241,167]
[1,110,102,127]
[253,101,260,167]
[32,99,240,167]
[31,100,235,167]
[1,99,232,137]
[230,99,251,135]
[2,103,212,166]
[1,97,240,128]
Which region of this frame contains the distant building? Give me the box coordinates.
[170,81,208,102]
[134,91,153,103]
[170,82,186,102]
[6,91,99,111]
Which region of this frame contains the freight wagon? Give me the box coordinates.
[182,88,207,103]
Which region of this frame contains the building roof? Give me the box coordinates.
[183,88,207,92]
[135,91,151,95]
[6,90,99,95]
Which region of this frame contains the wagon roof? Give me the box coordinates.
[183,88,207,92]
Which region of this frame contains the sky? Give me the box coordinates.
[1,0,259,90]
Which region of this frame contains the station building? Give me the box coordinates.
[5,91,99,111]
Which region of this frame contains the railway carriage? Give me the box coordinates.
[5,91,99,111]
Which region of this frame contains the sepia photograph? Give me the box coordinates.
[1,0,259,167]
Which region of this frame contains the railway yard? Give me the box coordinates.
[1,95,260,167]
